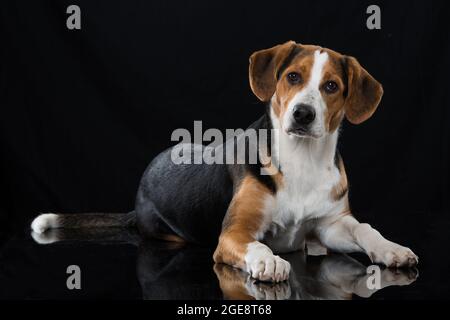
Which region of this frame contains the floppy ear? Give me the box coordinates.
[343,56,384,124]
[249,41,298,102]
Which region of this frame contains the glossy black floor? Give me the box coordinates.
[0,211,449,300]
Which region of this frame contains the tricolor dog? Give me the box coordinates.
[31,41,418,282]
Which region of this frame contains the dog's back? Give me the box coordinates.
[135,144,234,245]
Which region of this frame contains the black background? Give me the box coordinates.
[0,0,449,236]
[1,0,450,301]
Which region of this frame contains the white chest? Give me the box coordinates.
[273,163,340,222]
[262,162,343,251]
[260,129,347,253]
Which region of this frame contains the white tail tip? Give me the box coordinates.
[31,213,58,234]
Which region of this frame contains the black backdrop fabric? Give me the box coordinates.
[0,0,449,236]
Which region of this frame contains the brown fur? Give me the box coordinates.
[249,41,297,102]
[331,156,349,202]
[213,175,271,268]
[321,49,347,132]
[343,56,383,124]
[259,147,284,188]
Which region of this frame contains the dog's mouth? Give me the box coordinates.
[286,127,318,139]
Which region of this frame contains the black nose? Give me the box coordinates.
[293,104,315,125]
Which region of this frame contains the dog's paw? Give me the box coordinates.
[245,243,290,282]
[370,242,418,268]
[245,278,291,300]
[248,255,290,282]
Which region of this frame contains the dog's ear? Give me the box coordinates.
[249,41,297,102]
[342,56,384,124]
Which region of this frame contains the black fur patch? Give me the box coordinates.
[58,212,136,228]
[340,57,349,98]
[245,108,278,194]
[334,149,341,169]
[276,45,302,80]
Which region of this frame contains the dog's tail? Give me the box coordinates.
[30,211,136,234]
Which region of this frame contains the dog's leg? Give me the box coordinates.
[213,176,290,282]
[315,214,418,267]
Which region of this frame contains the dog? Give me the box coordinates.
[31,41,418,282]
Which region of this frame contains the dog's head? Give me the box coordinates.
[249,41,383,138]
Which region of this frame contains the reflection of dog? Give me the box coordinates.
[214,253,418,300]
[31,41,418,282]
[30,230,417,300]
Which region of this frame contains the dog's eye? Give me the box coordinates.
[324,81,338,93]
[287,72,301,84]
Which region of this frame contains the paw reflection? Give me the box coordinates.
[381,267,419,286]
[246,280,291,300]
[214,253,418,300]
[213,264,291,300]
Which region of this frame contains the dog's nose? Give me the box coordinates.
[293,104,315,125]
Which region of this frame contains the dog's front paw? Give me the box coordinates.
[245,244,290,282]
[370,242,418,268]
[247,254,290,282]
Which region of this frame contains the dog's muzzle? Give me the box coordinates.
[287,103,316,136]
